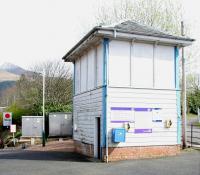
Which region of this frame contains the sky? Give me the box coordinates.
[0,0,199,72]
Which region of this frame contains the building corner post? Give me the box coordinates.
[102,38,109,162]
[175,46,181,145]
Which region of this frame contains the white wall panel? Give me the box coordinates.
[107,87,178,147]
[132,43,153,87]
[155,45,175,89]
[87,49,95,90]
[109,40,130,87]
[75,59,81,94]
[97,44,103,87]
[73,88,103,144]
[80,54,88,92]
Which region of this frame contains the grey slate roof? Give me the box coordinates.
[102,20,194,41]
[62,20,194,61]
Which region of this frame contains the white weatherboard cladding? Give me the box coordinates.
[75,59,81,94]
[74,44,103,95]
[97,44,103,87]
[87,49,96,90]
[73,88,102,144]
[80,54,88,92]
[108,40,175,89]
[109,40,130,86]
[155,45,175,89]
[107,87,178,147]
[132,43,153,87]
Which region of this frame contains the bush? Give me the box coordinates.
[187,89,200,114]
[6,103,30,126]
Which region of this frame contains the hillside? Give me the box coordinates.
[0,81,16,91]
[0,70,20,82]
[0,62,27,75]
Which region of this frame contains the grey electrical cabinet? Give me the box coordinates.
[49,112,72,137]
[22,116,43,137]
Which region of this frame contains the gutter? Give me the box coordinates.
[96,29,194,46]
[62,27,194,62]
[62,27,102,61]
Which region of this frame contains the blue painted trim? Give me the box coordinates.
[101,38,109,160]
[73,62,75,96]
[175,47,181,144]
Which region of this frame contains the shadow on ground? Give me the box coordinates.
[0,150,91,162]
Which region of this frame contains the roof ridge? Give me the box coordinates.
[102,18,132,28]
[118,20,181,37]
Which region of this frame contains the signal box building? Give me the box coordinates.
[62,21,194,161]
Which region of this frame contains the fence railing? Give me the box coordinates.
[187,124,200,147]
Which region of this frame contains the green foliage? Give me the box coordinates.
[6,103,30,125]
[30,102,72,116]
[15,131,22,138]
[14,61,73,116]
[187,89,200,114]
[45,103,72,113]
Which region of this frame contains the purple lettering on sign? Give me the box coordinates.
[111,107,162,112]
[134,108,152,112]
[111,107,132,111]
[134,129,152,134]
[152,120,162,122]
[111,121,134,123]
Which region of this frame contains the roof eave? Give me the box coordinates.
[97,28,194,46]
[62,27,101,62]
[63,27,194,62]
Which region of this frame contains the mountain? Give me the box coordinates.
[0,81,16,91]
[0,70,20,82]
[0,62,27,75]
[0,63,25,97]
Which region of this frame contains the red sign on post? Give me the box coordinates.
[3,112,12,126]
[5,113,11,118]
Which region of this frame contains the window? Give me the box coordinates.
[154,45,175,89]
[109,40,131,87]
[87,49,96,90]
[80,54,88,92]
[132,43,154,88]
[75,59,80,94]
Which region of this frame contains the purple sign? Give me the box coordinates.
[134,108,152,112]
[152,120,162,122]
[111,107,132,111]
[134,129,152,134]
[111,107,161,112]
[111,120,134,123]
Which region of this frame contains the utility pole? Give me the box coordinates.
[181,21,187,148]
[42,68,46,147]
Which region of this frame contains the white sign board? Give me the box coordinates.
[10,124,16,133]
[3,112,12,126]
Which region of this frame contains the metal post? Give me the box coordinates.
[181,21,187,148]
[13,132,15,147]
[42,69,45,147]
[191,124,193,147]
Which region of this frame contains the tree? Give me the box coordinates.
[94,0,183,35]
[15,61,72,115]
[187,74,200,114]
